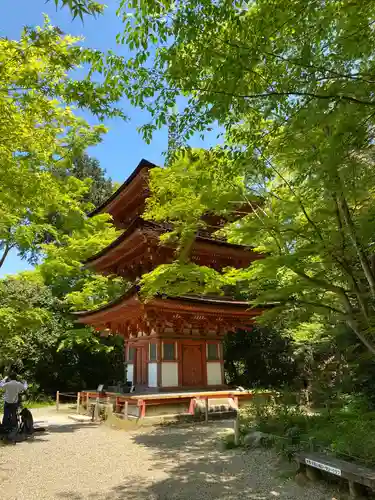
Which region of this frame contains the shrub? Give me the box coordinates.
[242,393,375,467]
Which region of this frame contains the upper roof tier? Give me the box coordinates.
[90,158,253,230]
[90,159,155,228]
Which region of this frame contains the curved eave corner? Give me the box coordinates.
[72,286,139,322]
[88,159,157,217]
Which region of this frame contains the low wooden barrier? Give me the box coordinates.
[79,389,273,420]
[295,451,375,498]
[55,391,81,413]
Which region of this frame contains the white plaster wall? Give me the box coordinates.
[127,363,134,383]
[148,362,158,388]
[161,362,178,387]
[207,362,222,385]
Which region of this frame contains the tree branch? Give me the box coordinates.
[156,71,375,107]
[184,87,375,107]
[283,298,344,315]
[292,269,349,296]
[0,243,12,269]
[340,296,375,356]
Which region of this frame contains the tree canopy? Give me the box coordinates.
[0,17,126,270]
[0,12,128,383]
[67,154,115,208]
[0,273,124,395]
[116,0,375,140]
[106,1,375,355]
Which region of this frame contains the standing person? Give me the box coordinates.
[0,372,28,428]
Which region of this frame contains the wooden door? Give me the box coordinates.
[135,346,147,385]
[182,343,204,387]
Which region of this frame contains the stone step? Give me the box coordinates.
[194,398,237,414]
[68,414,92,423]
[206,410,237,420]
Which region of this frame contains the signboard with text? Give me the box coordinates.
[305,458,341,477]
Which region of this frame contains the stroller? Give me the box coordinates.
[0,397,36,444]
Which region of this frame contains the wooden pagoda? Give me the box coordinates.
[75,159,264,392]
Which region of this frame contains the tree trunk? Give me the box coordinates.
[340,293,375,355]
[0,243,11,269]
[338,194,375,298]
[346,318,375,356]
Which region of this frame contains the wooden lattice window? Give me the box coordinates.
[149,343,157,361]
[163,342,175,360]
[207,343,219,361]
[128,346,136,362]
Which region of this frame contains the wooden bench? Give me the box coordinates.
[295,451,375,498]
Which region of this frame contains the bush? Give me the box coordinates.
[242,393,375,467]
[224,326,297,389]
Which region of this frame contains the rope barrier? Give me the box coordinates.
[55,391,82,413]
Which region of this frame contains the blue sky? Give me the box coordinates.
[0,0,219,276]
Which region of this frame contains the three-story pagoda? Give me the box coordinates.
[75,159,264,392]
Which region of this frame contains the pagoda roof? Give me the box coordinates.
[74,286,263,338]
[83,217,262,279]
[89,159,156,226]
[84,217,162,263]
[89,158,259,230]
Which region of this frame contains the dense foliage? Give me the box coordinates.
[0,275,124,396]
[244,394,375,467]
[62,153,115,209]
[224,326,297,389]
[0,17,125,270]
[0,9,127,391]
[110,0,375,358]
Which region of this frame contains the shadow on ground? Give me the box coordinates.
[45,423,98,434]
[56,422,328,500]
[1,422,98,447]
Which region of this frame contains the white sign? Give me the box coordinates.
[305,458,341,477]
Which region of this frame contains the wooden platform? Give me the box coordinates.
[80,389,273,419]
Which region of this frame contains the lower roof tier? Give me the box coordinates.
[74,287,264,339]
[84,218,263,280]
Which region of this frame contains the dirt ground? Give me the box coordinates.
[0,407,336,500]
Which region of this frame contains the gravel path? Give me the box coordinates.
[0,408,335,500]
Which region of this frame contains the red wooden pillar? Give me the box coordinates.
[176,340,183,387]
[202,339,208,387]
[138,399,146,418]
[220,341,225,385]
[188,397,197,415]
[157,338,162,388]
